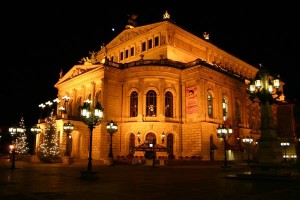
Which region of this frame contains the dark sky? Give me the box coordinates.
[1,1,299,128]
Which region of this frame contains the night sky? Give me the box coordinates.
[1,1,298,128]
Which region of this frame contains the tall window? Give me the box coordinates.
[130,47,134,56]
[130,91,138,117]
[148,39,153,49]
[154,36,159,47]
[142,42,146,52]
[207,92,213,118]
[146,90,157,117]
[222,97,228,121]
[235,99,241,126]
[165,91,173,117]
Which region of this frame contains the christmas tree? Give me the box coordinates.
[37,112,61,162]
[15,117,30,155]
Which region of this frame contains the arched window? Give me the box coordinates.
[145,132,156,144]
[207,92,213,118]
[165,91,173,117]
[235,98,241,126]
[146,90,157,117]
[130,91,138,117]
[222,97,228,121]
[76,97,82,118]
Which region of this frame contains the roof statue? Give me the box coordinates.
[79,51,98,65]
[125,14,138,29]
[163,10,170,20]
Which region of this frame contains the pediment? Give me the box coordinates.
[55,64,100,86]
[106,21,167,49]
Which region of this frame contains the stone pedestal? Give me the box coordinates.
[251,102,284,176]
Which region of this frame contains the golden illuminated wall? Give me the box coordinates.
[52,18,265,162]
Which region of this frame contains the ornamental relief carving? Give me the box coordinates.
[110,27,154,47]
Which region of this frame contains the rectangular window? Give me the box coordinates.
[142,42,146,52]
[120,52,124,60]
[125,49,129,58]
[148,39,153,49]
[154,36,159,47]
[130,47,134,56]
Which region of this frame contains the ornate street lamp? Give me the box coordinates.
[63,121,74,157]
[216,124,233,168]
[30,125,41,163]
[38,103,45,119]
[30,125,41,155]
[80,99,103,179]
[9,126,25,169]
[45,100,53,116]
[280,142,290,164]
[106,120,118,162]
[242,136,253,164]
[62,95,70,116]
[53,98,61,116]
[247,64,283,166]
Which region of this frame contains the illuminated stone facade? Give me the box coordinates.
[37,12,293,163]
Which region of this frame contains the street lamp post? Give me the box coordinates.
[247,64,283,168]
[216,124,233,169]
[63,121,74,157]
[62,95,70,118]
[9,144,16,169]
[106,120,118,164]
[280,142,290,164]
[9,126,25,169]
[242,136,254,164]
[80,99,103,180]
[38,103,45,120]
[30,125,41,163]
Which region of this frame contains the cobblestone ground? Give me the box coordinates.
[1,159,300,200]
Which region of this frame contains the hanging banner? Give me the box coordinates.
[186,85,198,116]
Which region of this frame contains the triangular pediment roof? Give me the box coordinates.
[55,64,101,86]
[106,21,169,50]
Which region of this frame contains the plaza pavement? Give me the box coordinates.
[1,158,300,200]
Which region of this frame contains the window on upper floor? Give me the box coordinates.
[142,42,146,52]
[165,91,173,118]
[235,98,241,126]
[222,97,228,121]
[146,90,157,117]
[208,92,213,118]
[148,39,153,49]
[120,52,124,60]
[125,49,129,58]
[154,36,159,47]
[130,47,134,56]
[130,91,138,117]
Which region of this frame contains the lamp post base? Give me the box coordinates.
[62,156,71,164]
[80,171,99,181]
[104,158,114,166]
